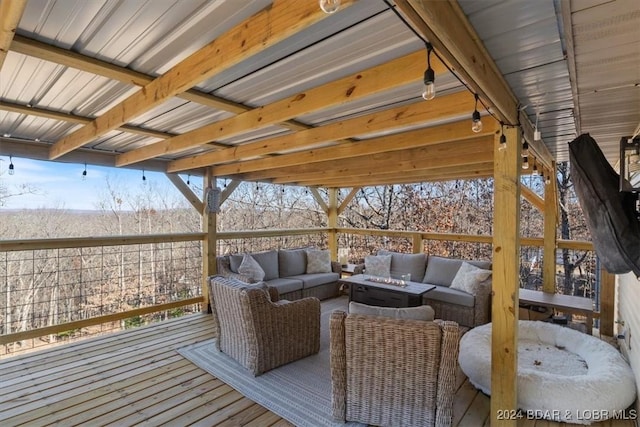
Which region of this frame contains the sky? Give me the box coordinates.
[0,155,193,210]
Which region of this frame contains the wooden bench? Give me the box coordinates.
[519,288,594,335]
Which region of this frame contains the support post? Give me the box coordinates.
[412,234,424,254]
[491,126,521,426]
[543,162,558,293]
[600,268,615,336]
[202,168,217,312]
[328,188,338,261]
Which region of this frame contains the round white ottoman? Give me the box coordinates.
[459,321,636,424]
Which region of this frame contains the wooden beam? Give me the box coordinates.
[213,120,498,176]
[219,180,241,205]
[48,0,355,160]
[166,89,470,173]
[600,268,615,336]
[543,161,558,293]
[491,125,521,426]
[122,49,448,167]
[337,188,360,216]
[202,169,216,313]
[309,188,328,213]
[165,173,203,213]
[0,0,26,70]
[0,100,177,140]
[234,136,494,182]
[395,0,554,170]
[328,188,338,261]
[10,34,311,131]
[520,184,544,211]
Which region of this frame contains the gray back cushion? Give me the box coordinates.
[378,250,427,281]
[278,249,307,277]
[423,255,491,286]
[349,301,435,321]
[230,250,279,280]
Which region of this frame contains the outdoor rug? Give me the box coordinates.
[177,296,365,427]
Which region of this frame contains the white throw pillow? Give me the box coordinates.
[364,254,392,277]
[450,261,492,295]
[238,254,265,282]
[306,249,332,273]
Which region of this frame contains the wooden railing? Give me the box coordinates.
[2,227,608,354]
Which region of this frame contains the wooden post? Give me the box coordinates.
[328,188,338,261]
[412,233,424,254]
[600,268,615,336]
[543,162,558,293]
[201,168,217,312]
[491,126,521,426]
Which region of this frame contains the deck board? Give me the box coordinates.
[0,309,635,426]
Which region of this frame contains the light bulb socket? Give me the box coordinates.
[522,156,529,169]
[499,134,506,144]
[521,141,529,157]
[8,163,15,175]
[423,68,435,85]
[472,110,481,123]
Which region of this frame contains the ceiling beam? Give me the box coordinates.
[167,89,471,173]
[10,34,310,131]
[0,100,178,141]
[213,119,498,176]
[0,0,26,70]
[234,136,494,182]
[395,0,554,169]
[120,49,448,167]
[48,0,355,160]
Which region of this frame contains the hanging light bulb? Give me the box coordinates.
[471,94,483,133]
[142,170,147,185]
[8,156,15,175]
[522,156,530,170]
[534,112,541,141]
[521,139,529,157]
[82,163,87,181]
[187,174,190,185]
[498,122,507,151]
[422,43,435,100]
[532,163,539,176]
[319,0,340,14]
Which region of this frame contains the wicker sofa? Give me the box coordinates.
[355,250,492,327]
[216,248,341,301]
[330,310,460,426]
[208,275,320,376]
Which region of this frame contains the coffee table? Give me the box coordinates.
[340,274,435,308]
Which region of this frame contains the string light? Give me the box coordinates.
[187,174,190,185]
[532,163,539,176]
[521,138,529,157]
[8,156,15,175]
[82,163,87,181]
[499,122,507,151]
[471,94,483,133]
[545,174,551,185]
[534,111,541,141]
[522,156,530,170]
[142,170,147,185]
[422,43,435,100]
[319,0,340,14]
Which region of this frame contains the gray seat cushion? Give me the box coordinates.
[278,249,307,277]
[265,277,304,294]
[424,285,475,307]
[422,256,491,287]
[378,250,427,281]
[289,272,339,289]
[230,250,279,280]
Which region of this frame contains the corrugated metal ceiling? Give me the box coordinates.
[0,0,638,177]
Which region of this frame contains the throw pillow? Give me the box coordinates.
[450,261,492,295]
[238,254,266,282]
[306,249,332,273]
[364,254,392,277]
[349,301,435,321]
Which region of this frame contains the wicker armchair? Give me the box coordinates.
[330,311,459,427]
[208,275,320,376]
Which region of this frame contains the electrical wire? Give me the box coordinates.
[382,0,518,127]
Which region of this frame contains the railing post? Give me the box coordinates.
[600,267,615,336]
[491,125,521,426]
[202,168,217,312]
[412,233,423,254]
[328,188,338,261]
[543,161,557,293]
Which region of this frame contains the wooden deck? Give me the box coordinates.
[0,310,635,427]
